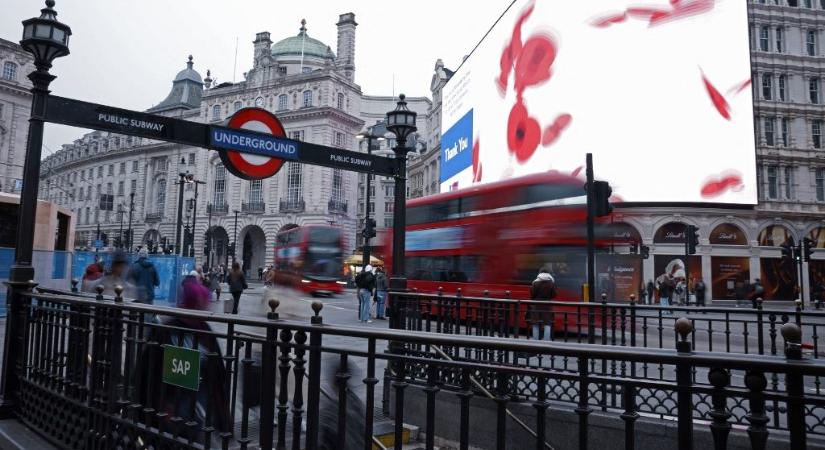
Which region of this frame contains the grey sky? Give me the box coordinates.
[1,0,508,154]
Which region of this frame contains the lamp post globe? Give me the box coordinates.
[21,1,72,71]
[385,94,417,293]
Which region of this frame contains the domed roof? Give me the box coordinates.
[271,19,335,60]
[174,55,203,83]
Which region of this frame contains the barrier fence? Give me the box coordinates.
[3,285,824,450]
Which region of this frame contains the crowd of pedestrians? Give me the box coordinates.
[354,265,389,323]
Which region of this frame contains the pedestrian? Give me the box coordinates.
[694,277,707,308]
[374,266,389,320]
[93,250,137,298]
[646,280,655,305]
[258,266,263,281]
[129,247,160,304]
[750,278,765,308]
[227,261,248,314]
[178,270,212,311]
[529,269,557,340]
[81,258,105,293]
[658,275,674,312]
[209,266,222,302]
[354,265,376,323]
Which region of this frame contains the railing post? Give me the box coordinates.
[745,371,769,450]
[756,298,764,355]
[575,356,592,450]
[707,368,731,450]
[0,279,36,417]
[305,302,323,450]
[393,359,408,450]
[259,299,280,450]
[495,371,508,450]
[424,365,440,450]
[781,323,806,450]
[675,317,694,450]
[620,380,638,450]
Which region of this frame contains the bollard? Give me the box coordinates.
[95,284,104,300]
[781,323,806,450]
[707,368,732,449]
[267,298,280,320]
[310,301,323,325]
[113,285,124,303]
[674,317,694,450]
[70,278,79,293]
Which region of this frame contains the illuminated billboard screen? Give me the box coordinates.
[440,0,756,204]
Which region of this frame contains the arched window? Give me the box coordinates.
[337,92,345,110]
[2,62,16,81]
[233,101,242,112]
[212,104,221,121]
[213,164,226,207]
[278,94,288,111]
[155,179,166,215]
[303,90,312,107]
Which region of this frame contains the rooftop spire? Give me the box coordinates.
[187,54,193,69]
[299,19,307,36]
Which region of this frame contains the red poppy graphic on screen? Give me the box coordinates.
[472,139,482,182]
[498,1,571,166]
[700,171,744,198]
[592,0,714,28]
[701,71,752,120]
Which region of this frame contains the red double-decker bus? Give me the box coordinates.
[385,172,616,329]
[273,225,346,296]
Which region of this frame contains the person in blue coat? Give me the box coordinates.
[130,247,160,304]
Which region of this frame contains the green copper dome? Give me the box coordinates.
[271,19,335,60]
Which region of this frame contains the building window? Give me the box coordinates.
[384,202,394,213]
[212,104,221,121]
[331,169,344,203]
[290,130,304,141]
[130,179,136,193]
[119,162,126,174]
[783,166,794,199]
[2,62,16,81]
[97,167,103,178]
[817,168,825,201]
[337,93,345,110]
[778,75,786,101]
[814,120,822,149]
[155,179,166,215]
[248,179,263,204]
[811,78,820,103]
[335,132,344,148]
[776,27,784,53]
[132,160,139,172]
[80,171,85,181]
[384,217,393,228]
[759,26,770,51]
[233,101,242,113]
[767,166,778,199]
[108,164,114,176]
[762,73,773,100]
[764,117,775,146]
[213,164,226,206]
[384,184,395,197]
[286,162,303,204]
[303,90,312,107]
[85,208,90,225]
[806,0,812,7]
[808,30,818,56]
[781,117,790,146]
[278,94,288,111]
[278,66,287,75]
[106,183,113,195]
[117,181,124,196]
[86,186,91,200]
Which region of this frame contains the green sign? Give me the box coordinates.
[162,345,200,391]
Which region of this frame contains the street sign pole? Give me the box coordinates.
[586,153,596,343]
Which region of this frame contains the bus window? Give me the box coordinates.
[405,255,480,283]
[510,246,587,293]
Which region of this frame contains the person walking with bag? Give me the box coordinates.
[374,267,389,320]
[355,265,376,323]
[228,262,247,314]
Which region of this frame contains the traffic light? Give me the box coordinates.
[592,181,613,217]
[686,225,699,255]
[781,241,794,260]
[803,238,815,262]
[100,232,109,246]
[228,242,236,257]
[363,218,377,239]
[629,242,638,254]
[204,241,211,256]
[640,245,650,260]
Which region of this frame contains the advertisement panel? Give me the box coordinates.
[759,258,796,301]
[441,0,756,204]
[653,255,702,290]
[811,260,825,302]
[596,254,642,302]
[710,256,750,300]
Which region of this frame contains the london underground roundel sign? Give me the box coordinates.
[218,108,287,180]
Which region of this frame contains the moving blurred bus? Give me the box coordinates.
[273,225,346,296]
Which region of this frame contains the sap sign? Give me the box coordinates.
[440,109,473,185]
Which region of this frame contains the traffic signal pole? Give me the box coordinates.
[585,153,596,343]
[362,141,373,268]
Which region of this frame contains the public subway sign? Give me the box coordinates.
[43,95,397,177]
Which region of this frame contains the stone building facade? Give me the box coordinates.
[0,38,35,195]
[37,14,423,274]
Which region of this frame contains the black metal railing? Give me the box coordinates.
[328,198,348,214]
[279,198,305,213]
[241,201,265,214]
[144,212,162,222]
[207,203,229,215]
[4,284,824,450]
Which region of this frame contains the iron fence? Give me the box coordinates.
[4,285,825,450]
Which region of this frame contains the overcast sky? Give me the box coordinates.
[1,0,509,155]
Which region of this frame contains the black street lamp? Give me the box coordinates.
[175,170,189,256]
[385,94,417,291]
[2,0,71,409]
[190,179,205,258]
[232,209,240,264]
[127,192,134,252]
[356,127,385,267]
